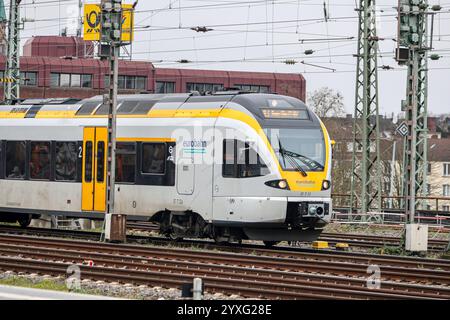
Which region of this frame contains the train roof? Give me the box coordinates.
[0,92,320,128]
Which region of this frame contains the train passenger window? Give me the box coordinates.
[55,142,78,181]
[142,143,166,174]
[97,141,105,182]
[222,139,269,178]
[84,141,93,182]
[0,141,3,179]
[30,142,51,180]
[6,141,26,179]
[116,143,136,183]
[223,139,236,177]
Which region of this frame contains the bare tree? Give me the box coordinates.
[307,87,345,118]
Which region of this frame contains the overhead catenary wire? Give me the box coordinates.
[5,0,447,91]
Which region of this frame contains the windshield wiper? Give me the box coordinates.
[284,153,308,177]
[276,136,308,177]
[276,136,287,168]
[280,148,324,171]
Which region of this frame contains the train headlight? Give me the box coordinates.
[278,180,288,189]
[321,180,331,190]
[265,179,289,190]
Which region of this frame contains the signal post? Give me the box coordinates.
[101,0,124,242]
[396,0,440,252]
[84,0,135,242]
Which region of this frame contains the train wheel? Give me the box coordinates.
[18,215,32,228]
[263,241,279,248]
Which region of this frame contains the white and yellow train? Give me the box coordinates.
[0,92,332,245]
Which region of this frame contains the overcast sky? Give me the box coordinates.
[17,0,450,116]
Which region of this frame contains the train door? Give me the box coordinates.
[81,127,107,212]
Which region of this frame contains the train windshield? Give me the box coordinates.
[264,127,326,172]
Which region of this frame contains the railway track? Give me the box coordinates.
[319,232,449,251]
[1,224,449,262]
[0,229,449,299]
[126,222,449,252]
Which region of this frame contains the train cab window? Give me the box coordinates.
[97,141,105,182]
[223,139,269,178]
[238,141,269,178]
[29,142,51,180]
[142,143,166,174]
[55,142,78,181]
[6,141,26,179]
[84,141,93,182]
[116,143,136,183]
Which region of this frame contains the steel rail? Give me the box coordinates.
[0,226,449,270]
[1,234,450,286]
[1,245,448,299]
[0,242,448,299]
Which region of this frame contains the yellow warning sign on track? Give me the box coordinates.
[83,3,134,42]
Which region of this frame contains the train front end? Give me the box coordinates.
[229,94,332,242]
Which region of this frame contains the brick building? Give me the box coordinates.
[0,36,306,101]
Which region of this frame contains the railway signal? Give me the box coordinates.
[395,0,442,252]
[84,0,136,242]
[396,0,430,233]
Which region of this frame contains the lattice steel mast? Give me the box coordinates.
[396,0,430,223]
[4,0,21,104]
[349,0,382,218]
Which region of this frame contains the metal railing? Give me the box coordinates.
[331,193,450,229]
[332,193,450,212]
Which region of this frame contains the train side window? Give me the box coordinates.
[222,139,268,178]
[238,141,269,178]
[116,143,136,183]
[223,139,236,177]
[55,142,78,181]
[142,143,166,174]
[0,141,4,179]
[97,141,105,182]
[6,141,26,179]
[29,142,51,180]
[84,141,93,182]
